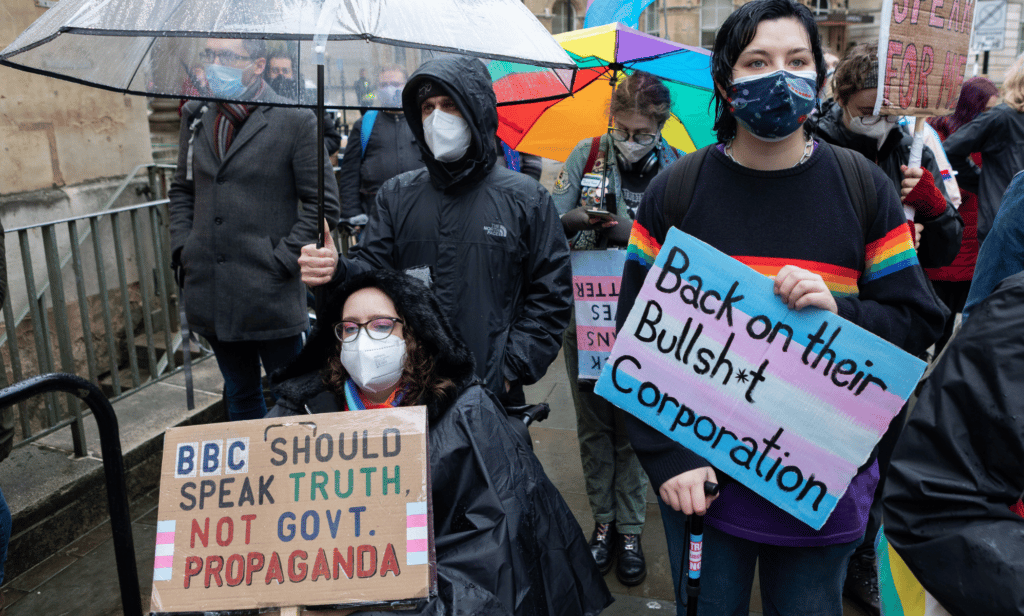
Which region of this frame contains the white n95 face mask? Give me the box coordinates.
[423,109,472,162]
[614,138,657,164]
[339,333,407,394]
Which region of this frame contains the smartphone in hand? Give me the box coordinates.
[584,208,616,221]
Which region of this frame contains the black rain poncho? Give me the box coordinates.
[883,270,1024,616]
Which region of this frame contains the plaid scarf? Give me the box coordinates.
[213,79,267,158]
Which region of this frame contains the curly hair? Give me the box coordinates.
[1003,54,1024,113]
[610,70,672,126]
[321,301,456,406]
[831,43,878,106]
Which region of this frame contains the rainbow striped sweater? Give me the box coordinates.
[619,145,946,546]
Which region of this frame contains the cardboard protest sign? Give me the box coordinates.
[572,249,627,380]
[149,408,432,613]
[595,229,926,529]
[875,0,976,116]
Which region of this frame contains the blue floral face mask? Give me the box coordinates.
[728,70,818,142]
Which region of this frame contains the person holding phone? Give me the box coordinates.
[549,70,682,586]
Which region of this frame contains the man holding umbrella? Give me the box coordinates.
[299,55,572,407]
[169,37,340,422]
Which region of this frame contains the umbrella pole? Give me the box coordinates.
[599,66,618,216]
[317,63,326,249]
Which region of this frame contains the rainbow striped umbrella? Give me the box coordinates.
[496,22,716,162]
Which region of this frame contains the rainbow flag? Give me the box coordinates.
[877,527,952,616]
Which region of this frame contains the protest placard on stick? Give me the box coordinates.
[149,408,432,614]
[875,0,976,118]
[572,249,627,380]
[595,229,926,530]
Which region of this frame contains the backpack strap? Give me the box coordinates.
[501,140,522,172]
[184,102,209,182]
[820,140,877,241]
[661,145,714,229]
[582,136,603,175]
[360,110,378,161]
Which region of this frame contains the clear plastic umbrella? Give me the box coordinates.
[0,0,577,242]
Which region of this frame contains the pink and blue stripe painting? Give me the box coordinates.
[595,228,925,529]
[406,501,429,566]
[572,250,628,379]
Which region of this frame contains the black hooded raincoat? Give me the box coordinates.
[330,57,572,401]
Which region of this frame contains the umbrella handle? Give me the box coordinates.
[684,481,720,616]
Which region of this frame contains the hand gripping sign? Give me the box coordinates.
[595,229,926,530]
[149,408,433,614]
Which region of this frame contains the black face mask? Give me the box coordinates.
[269,76,298,99]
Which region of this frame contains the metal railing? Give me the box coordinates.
[0,373,142,616]
[1,164,210,456]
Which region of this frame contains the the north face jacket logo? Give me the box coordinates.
[484,223,507,238]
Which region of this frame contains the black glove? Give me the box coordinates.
[171,247,185,289]
[561,207,606,234]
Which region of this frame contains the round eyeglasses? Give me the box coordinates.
[334,318,403,342]
[608,127,658,146]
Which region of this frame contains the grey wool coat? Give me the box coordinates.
[169,96,340,342]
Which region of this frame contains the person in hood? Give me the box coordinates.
[298,56,572,407]
[809,43,962,271]
[267,269,611,616]
[882,268,1024,616]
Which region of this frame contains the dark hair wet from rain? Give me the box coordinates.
[710,0,826,143]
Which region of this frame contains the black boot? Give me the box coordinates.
[843,552,880,616]
[615,532,646,586]
[589,522,615,575]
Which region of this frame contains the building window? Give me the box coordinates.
[552,0,577,34]
[701,0,733,48]
[640,0,663,36]
[810,0,829,17]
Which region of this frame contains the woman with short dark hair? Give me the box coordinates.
[615,1,946,613]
